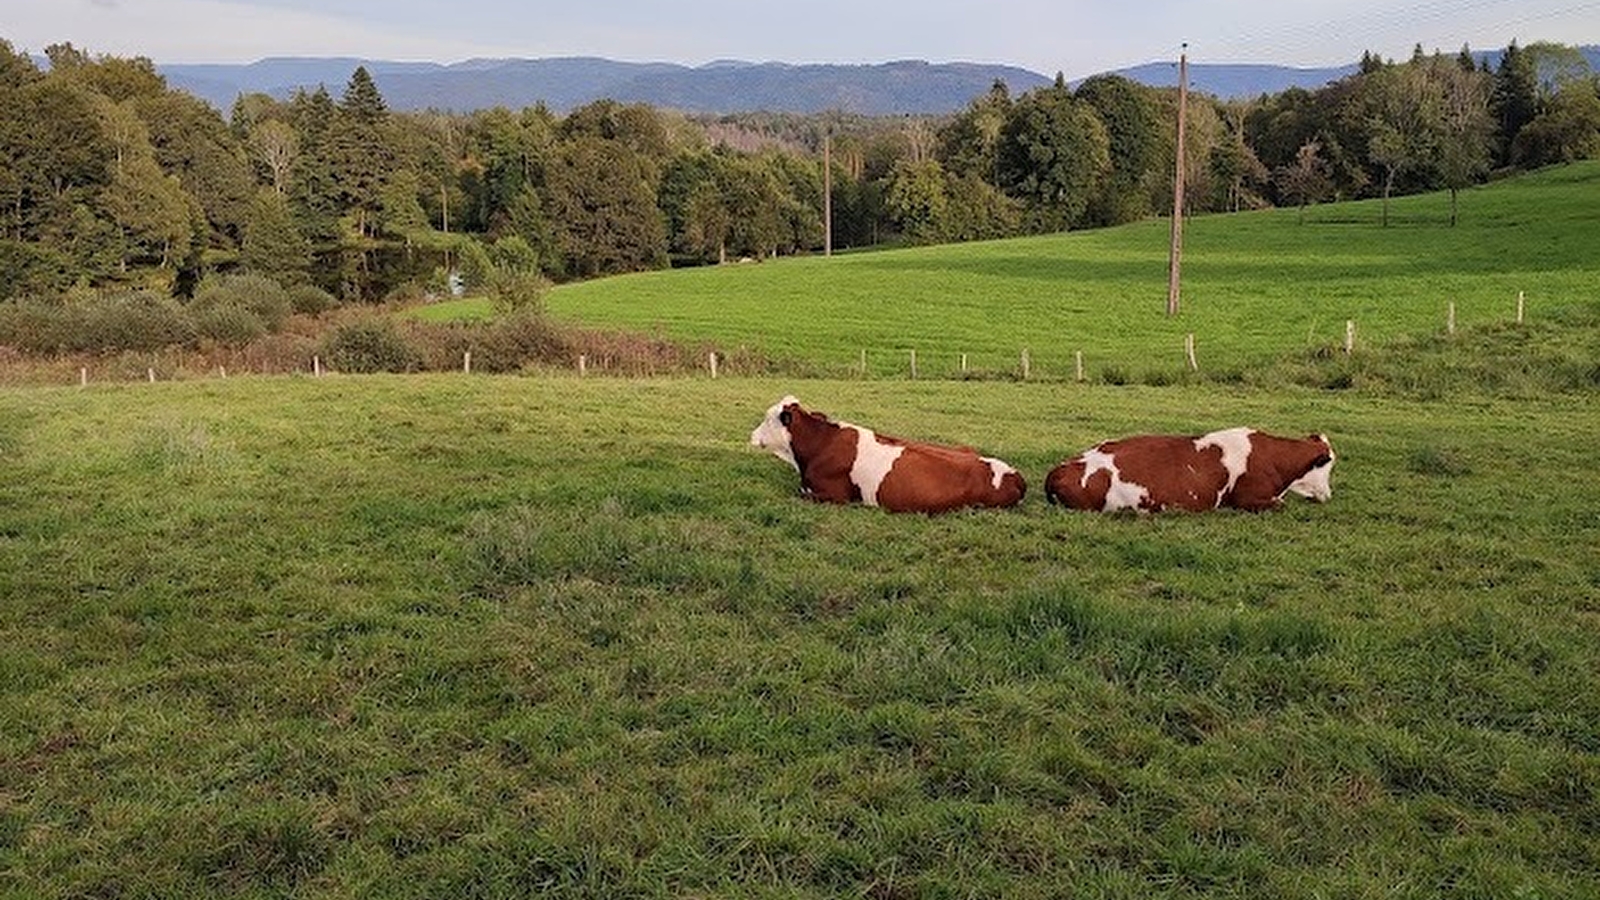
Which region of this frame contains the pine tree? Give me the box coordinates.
[241,188,309,283]
[333,66,393,240]
[1491,41,1539,165]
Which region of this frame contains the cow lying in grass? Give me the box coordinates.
[1044,427,1335,513]
[750,395,1026,513]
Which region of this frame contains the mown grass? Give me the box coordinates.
[2,375,1597,898]
[419,161,1600,380]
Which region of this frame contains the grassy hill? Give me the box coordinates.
[420,161,1600,381]
[1,375,1598,898]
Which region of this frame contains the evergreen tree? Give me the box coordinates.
[332,66,393,239]
[289,86,340,246]
[241,188,309,283]
[1491,41,1539,165]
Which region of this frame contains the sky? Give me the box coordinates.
[6,0,1600,77]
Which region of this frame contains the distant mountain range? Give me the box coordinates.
[92,45,1600,115]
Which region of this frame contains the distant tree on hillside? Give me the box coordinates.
[1275,139,1332,223]
[997,82,1110,232]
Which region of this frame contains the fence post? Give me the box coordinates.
[79,367,87,387]
[1447,302,1456,335]
[313,355,323,377]
[579,354,587,376]
[1185,333,1198,371]
[463,351,472,374]
[960,353,967,375]
[1344,321,1355,355]
[1075,350,1084,383]
[1517,290,1525,324]
[709,351,718,379]
[220,366,227,379]
[910,349,917,379]
[1021,349,1030,380]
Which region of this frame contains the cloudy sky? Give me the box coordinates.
[7,0,1599,76]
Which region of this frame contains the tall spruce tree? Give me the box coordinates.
[1491,41,1539,165]
[333,66,393,240]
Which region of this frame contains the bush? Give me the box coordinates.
[288,284,339,316]
[192,274,293,332]
[486,270,550,317]
[193,304,267,346]
[80,291,197,352]
[321,319,421,373]
[3,291,198,354]
[409,312,570,373]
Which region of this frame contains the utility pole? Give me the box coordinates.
[1167,44,1188,317]
[824,130,833,257]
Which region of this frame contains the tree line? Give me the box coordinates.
[1,38,1596,303]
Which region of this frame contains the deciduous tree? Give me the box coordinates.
[996,82,1110,232]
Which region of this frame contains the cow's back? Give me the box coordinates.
[1046,435,1230,512]
[874,442,1026,513]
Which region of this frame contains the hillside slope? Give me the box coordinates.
[524,161,1600,379]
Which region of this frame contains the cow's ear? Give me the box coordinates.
[779,409,792,426]
[1311,453,1332,469]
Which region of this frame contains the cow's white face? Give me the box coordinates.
[750,395,800,471]
[1285,436,1335,502]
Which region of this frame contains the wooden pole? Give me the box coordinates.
[709,351,718,379]
[1447,302,1456,335]
[960,353,968,374]
[1517,290,1525,324]
[313,356,322,377]
[1185,333,1198,371]
[1021,349,1031,380]
[148,367,156,383]
[823,131,833,258]
[79,367,87,387]
[579,354,587,376]
[1344,320,1355,355]
[1166,45,1189,317]
[909,349,917,379]
[220,366,227,379]
[463,351,472,374]
[1075,350,1084,382]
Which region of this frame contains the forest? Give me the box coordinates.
[1,37,1596,306]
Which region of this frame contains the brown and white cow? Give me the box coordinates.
[1044,427,1335,513]
[750,395,1026,513]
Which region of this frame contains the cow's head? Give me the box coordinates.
[1285,433,1336,502]
[750,395,802,471]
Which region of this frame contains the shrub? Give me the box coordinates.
[192,274,293,332]
[85,291,197,352]
[321,319,421,373]
[486,271,550,317]
[0,299,68,353]
[7,290,201,354]
[193,304,267,346]
[287,285,339,316]
[408,312,570,373]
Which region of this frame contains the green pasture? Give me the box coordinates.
[2,374,1598,898]
[420,161,1600,379]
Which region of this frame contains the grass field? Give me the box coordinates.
[2,374,1598,898]
[418,161,1600,381]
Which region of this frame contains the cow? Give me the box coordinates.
[1044,427,1335,513]
[749,395,1026,513]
